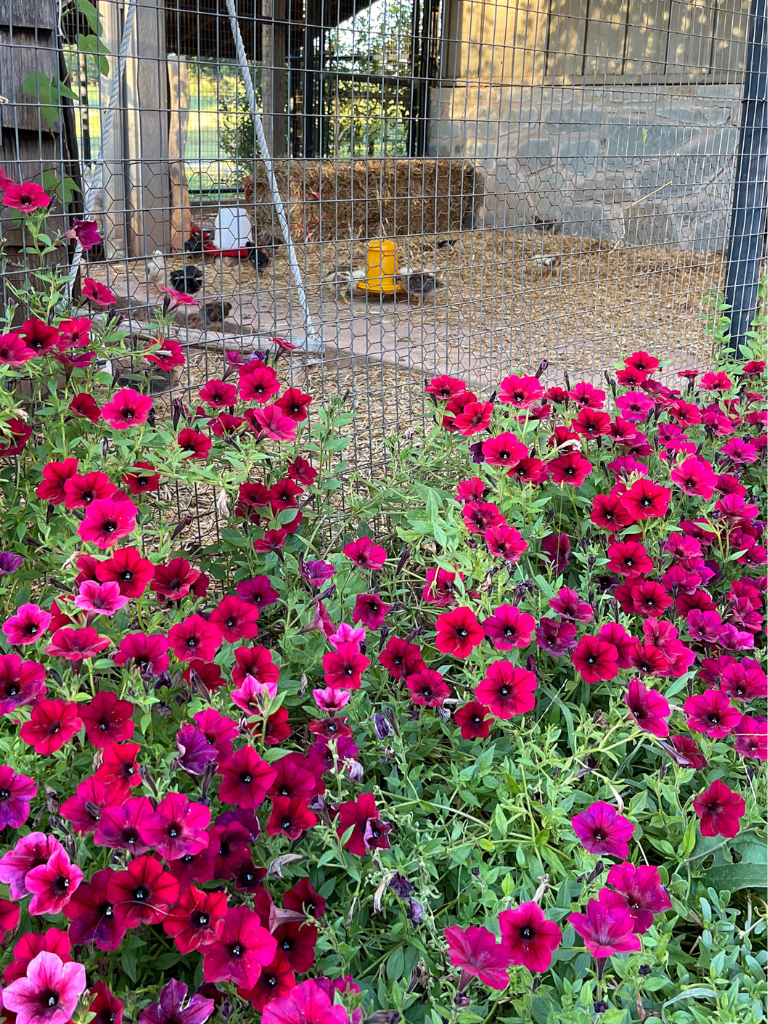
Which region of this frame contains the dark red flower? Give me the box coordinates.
[624,677,670,737]
[80,690,135,748]
[69,393,101,422]
[210,596,260,643]
[621,479,670,521]
[107,854,180,928]
[694,780,745,837]
[218,746,277,809]
[88,983,125,1024]
[275,387,312,422]
[63,472,115,508]
[535,617,577,656]
[267,797,317,840]
[337,793,391,856]
[406,669,450,706]
[63,868,126,950]
[572,635,619,684]
[498,902,562,972]
[20,699,81,754]
[96,546,154,598]
[178,429,212,459]
[163,885,228,954]
[436,607,484,658]
[113,632,169,675]
[0,653,46,713]
[475,662,537,718]
[36,459,79,504]
[454,701,493,740]
[202,905,277,987]
[284,878,326,919]
[685,689,741,738]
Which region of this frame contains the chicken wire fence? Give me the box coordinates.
[0,0,766,488]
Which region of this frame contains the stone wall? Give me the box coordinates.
[426,84,742,251]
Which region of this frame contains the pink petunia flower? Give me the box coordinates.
[25,848,83,916]
[101,389,153,430]
[693,779,745,837]
[3,182,51,212]
[600,862,671,934]
[572,802,634,859]
[139,791,211,860]
[568,898,642,958]
[261,980,351,1024]
[78,496,137,549]
[498,902,562,972]
[202,905,277,987]
[684,689,741,738]
[343,536,387,570]
[624,677,670,737]
[82,279,116,306]
[444,925,512,989]
[3,603,52,645]
[74,580,129,615]
[3,951,86,1024]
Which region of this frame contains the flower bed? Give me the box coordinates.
[0,181,764,1024]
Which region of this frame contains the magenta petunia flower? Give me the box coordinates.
[322,642,370,690]
[194,708,239,761]
[591,493,635,533]
[0,332,35,366]
[60,775,126,835]
[250,404,298,441]
[25,848,83,916]
[89,984,125,1024]
[45,626,111,661]
[498,374,544,408]
[94,795,154,854]
[670,455,718,499]
[0,833,64,899]
[693,780,745,837]
[733,715,768,760]
[139,792,211,860]
[572,635,619,684]
[568,898,642,958]
[498,902,562,972]
[298,558,336,589]
[138,979,214,1024]
[19,699,82,755]
[535,617,577,656]
[572,801,634,859]
[600,862,671,934]
[343,536,387,570]
[352,593,392,630]
[261,979,351,1024]
[482,431,528,467]
[548,452,593,487]
[74,580,129,616]
[444,924,512,989]
[114,632,170,676]
[485,524,528,562]
[475,662,537,719]
[237,575,280,609]
[337,793,391,856]
[616,390,655,422]
[606,539,653,577]
[0,653,45,713]
[3,951,86,1024]
[3,181,51,212]
[202,904,277,987]
[482,604,536,651]
[406,668,450,706]
[435,607,484,658]
[0,765,37,828]
[453,400,494,435]
[101,388,153,429]
[549,587,593,622]
[684,689,741,738]
[624,677,670,737]
[163,886,228,954]
[78,496,137,549]
[720,437,757,464]
[210,596,260,643]
[36,459,79,504]
[107,855,180,928]
[168,614,223,663]
[3,603,52,645]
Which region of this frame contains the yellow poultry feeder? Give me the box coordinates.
[356,239,407,296]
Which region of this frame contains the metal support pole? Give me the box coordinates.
[725,0,768,356]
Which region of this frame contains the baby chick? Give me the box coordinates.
[169,266,204,295]
[397,266,444,304]
[322,266,365,306]
[147,250,166,285]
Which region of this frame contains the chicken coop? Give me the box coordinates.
[0,0,765,460]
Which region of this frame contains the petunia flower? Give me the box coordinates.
[95,741,142,789]
[621,478,670,520]
[36,459,79,505]
[163,886,228,954]
[352,593,392,630]
[482,604,535,651]
[540,532,571,569]
[210,596,260,642]
[202,905,277,987]
[498,374,544,408]
[572,802,634,859]
[0,653,46,713]
[436,607,484,658]
[475,662,537,719]
[89,984,125,1024]
[572,635,619,684]
[684,689,741,738]
[624,677,670,737]
[78,496,137,549]
[3,951,86,1024]
[498,902,562,972]
[407,669,450,706]
[74,580,129,615]
[337,793,391,856]
[486,524,528,561]
[20,699,82,754]
[694,780,745,837]
[535,617,577,656]
[139,791,211,860]
[0,833,65,899]
[96,546,154,597]
[548,452,592,487]
[250,405,298,441]
[63,471,116,508]
[600,863,671,934]
[733,715,768,760]
[168,615,222,663]
[343,536,387,570]
[670,456,718,499]
[114,632,169,675]
[138,980,214,1024]
[261,979,351,1024]
[107,855,180,928]
[445,924,514,991]
[323,643,370,690]
[454,701,493,740]
[0,765,36,828]
[550,587,593,622]
[178,429,212,460]
[25,848,83,916]
[568,898,642,958]
[217,746,277,809]
[267,797,317,840]
[3,603,52,645]
[94,796,154,854]
[0,332,35,366]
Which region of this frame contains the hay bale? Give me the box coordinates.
[246,159,482,241]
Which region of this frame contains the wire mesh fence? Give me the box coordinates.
[0,0,765,496]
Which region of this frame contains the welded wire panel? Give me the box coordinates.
[0,0,763,485]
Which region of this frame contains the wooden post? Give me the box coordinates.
[262,0,288,157]
[123,0,170,255]
[99,0,127,259]
[168,55,192,252]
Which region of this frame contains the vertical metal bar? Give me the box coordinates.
[725,0,768,355]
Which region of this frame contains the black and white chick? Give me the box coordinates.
[397,266,444,304]
[169,266,204,294]
[322,266,366,305]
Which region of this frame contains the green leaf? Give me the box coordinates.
[77,0,103,36]
[77,33,110,76]
[661,987,716,1024]
[703,833,767,893]
[386,947,404,981]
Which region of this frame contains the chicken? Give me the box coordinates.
[246,242,271,271]
[322,266,365,305]
[147,250,166,285]
[397,267,444,304]
[169,266,203,294]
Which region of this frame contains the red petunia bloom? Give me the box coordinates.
[151,558,200,600]
[88,983,124,1024]
[670,456,718,499]
[406,668,450,706]
[337,793,391,856]
[233,645,280,689]
[94,795,153,854]
[436,607,484,658]
[454,701,493,739]
[178,428,212,460]
[734,715,768,760]
[352,593,392,629]
[218,746,277,809]
[482,432,528,467]
[239,365,281,404]
[379,636,425,679]
[572,407,611,439]
[123,461,160,494]
[96,546,155,598]
[18,318,58,355]
[426,375,466,400]
[624,677,670,737]
[113,632,169,676]
[422,566,464,606]
[445,925,512,990]
[621,478,670,521]
[163,885,228,954]
[238,952,295,1011]
[343,536,387,570]
[591,492,635,532]
[323,642,370,690]
[0,765,36,828]
[274,387,312,422]
[101,388,153,430]
[20,698,81,754]
[0,653,46,712]
[69,392,101,422]
[475,662,537,719]
[482,604,536,651]
[572,801,634,859]
[548,452,592,486]
[62,472,115,509]
[80,690,135,748]
[631,581,673,618]
[694,780,745,837]
[82,278,116,305]
[210,596,260,643]
[572,635,619,684]
[37,459,79,504]
[601,862,671,934]
[267,797,317,840]
[0,417,32,457]
[63,869,126,950]
[685,689,741,738]
[453,401,494,435]
[550,587,593,622]
[107,854,180,928]
[0,331,35,366]
[95,740,142,790]
[498,902,562,972]
[283,878,325,920]
[606,538,653,577]
[462,501,506,535]
[168,614,222,663]
[499,374,544,408]
[268,753,321,802]
[261,980,350,1024]
[199,379,238,408]
[202,905,277,987]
